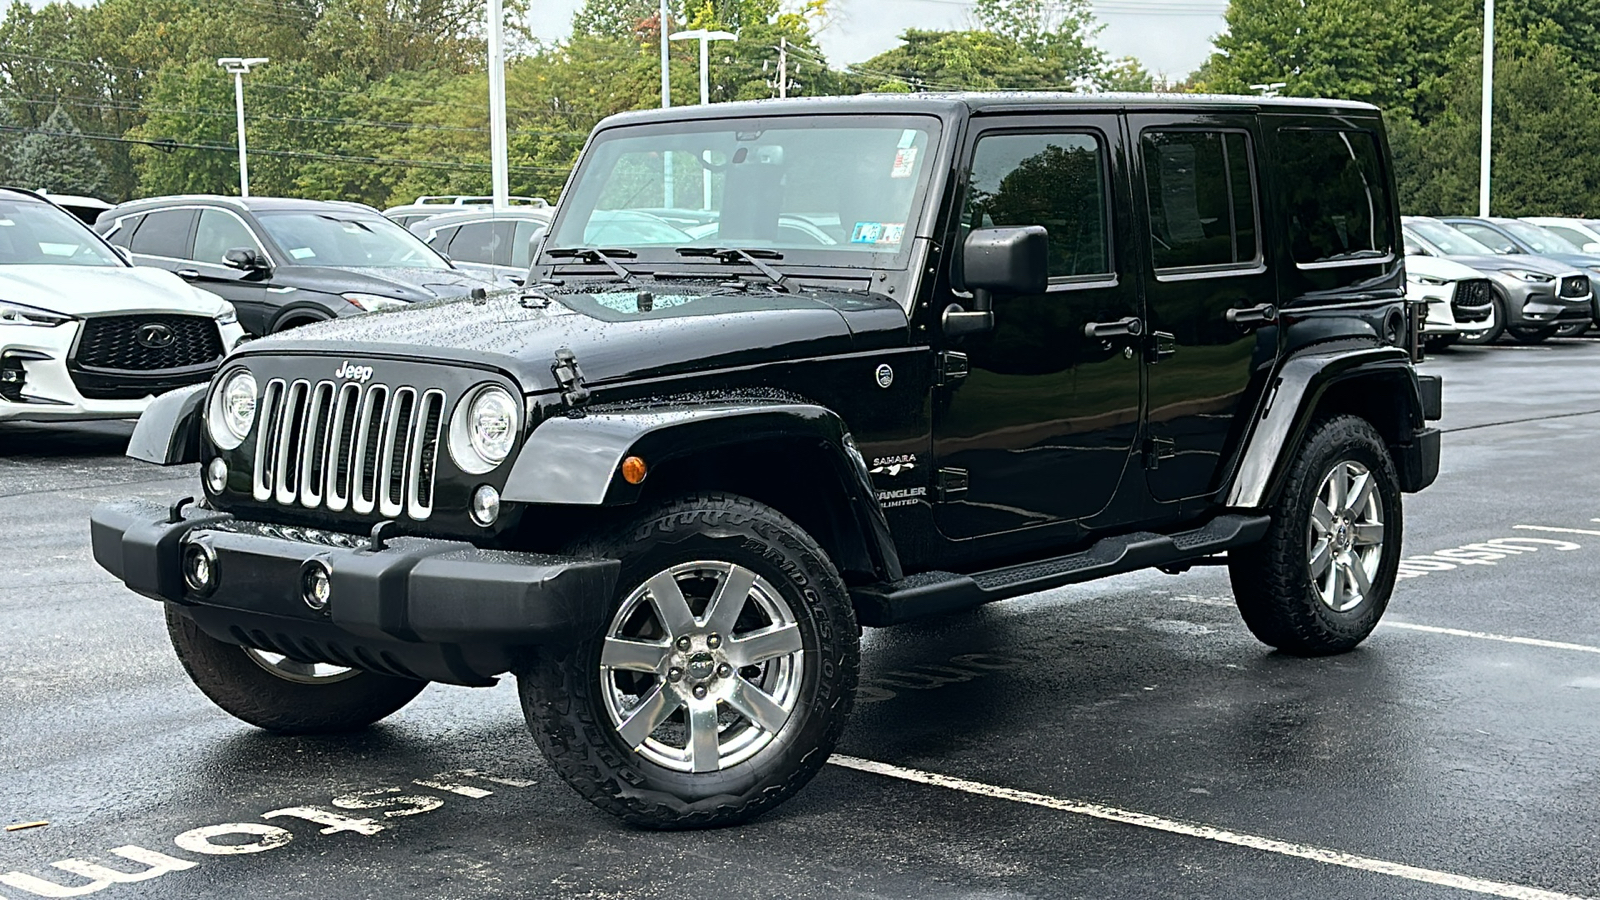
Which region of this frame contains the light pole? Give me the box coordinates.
[659,0,672,108]
[217,57,267,198]
[669,29,737,106]
[1249,81,1287,98]
[486,0,509,207]
[1479,0,1495,217]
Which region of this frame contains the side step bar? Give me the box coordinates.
[852,514,1270,626]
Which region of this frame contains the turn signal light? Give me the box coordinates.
[621,456,648,485]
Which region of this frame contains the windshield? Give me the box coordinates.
[546,115,940,264]
[1408,220,1497,256]
[1501,220,1581,254]
[0,199,122,267]
[257,210,450,269]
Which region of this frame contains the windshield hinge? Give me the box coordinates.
[936,351,969,387]
[552,347,590,412]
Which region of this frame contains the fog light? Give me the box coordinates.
[300,560,332,611]
[182,542,217,595]
[206,458,228,493]
[470,484,501,526]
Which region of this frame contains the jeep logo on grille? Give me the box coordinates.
[335,361,374,383]
[135,322,175,349]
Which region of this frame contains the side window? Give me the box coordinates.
[491,221,517,266]
[192,210,258,265]
[427,226,459,254]
[1544,224,1591,248]
[105,215,143,248]
[511,220,544,269]
[1142,130,1258,270]
[1452,222,1516,253]
[965,131,1109,279]
[448,222,498,264]
[1277,129,1394,265]
[129,209,196,259]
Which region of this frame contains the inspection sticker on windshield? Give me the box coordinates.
[289,247,317,260]
[851,222,905,245]
[891,147,918,178]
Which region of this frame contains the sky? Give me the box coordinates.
[528,0,1229,82]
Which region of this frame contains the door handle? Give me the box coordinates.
[1225,303,1277,328]
[1084,317,1144,340]
[176,268,200,281]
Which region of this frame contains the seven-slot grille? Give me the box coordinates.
[1560,275,1591,299]
[74,314,223,371]
[1452,278,1494,322]
[252,379,447,521]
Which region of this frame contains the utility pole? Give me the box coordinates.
[1479,0,1495,217]
[659,0,671,108]
[487,0,509,207]
[217,57,267,198]
[778,37,787,99]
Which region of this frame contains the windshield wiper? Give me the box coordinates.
[546,247,641,284]
[676,247,790,292]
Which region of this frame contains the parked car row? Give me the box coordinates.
[1404,215,1600,346]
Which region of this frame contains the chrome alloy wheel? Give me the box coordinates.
[599,561,806,774]
[1308,460,1385,613]
[243,648,360,685]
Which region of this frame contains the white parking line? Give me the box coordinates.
[1383,621,1600,655]
[829,756,1591,900]
[1516,525,1600,537]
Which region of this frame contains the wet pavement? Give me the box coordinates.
[3,340,1600,899]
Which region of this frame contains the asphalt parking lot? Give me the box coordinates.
[4,340,1600,900]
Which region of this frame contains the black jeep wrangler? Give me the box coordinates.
[91,93,1441,829]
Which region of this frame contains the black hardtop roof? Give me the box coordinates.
[598,92,1381,130]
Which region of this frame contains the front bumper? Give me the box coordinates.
[1,318,245,423]
[90,499,620,685]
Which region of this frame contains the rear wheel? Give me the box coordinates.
[166,606,427,734]
[519,493,859,829]
[1228,416,1402,655]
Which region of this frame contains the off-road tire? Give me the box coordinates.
[1509,324,1558,344]
[1457,292,1504,345]
[166,606,428,734]
[1228,416,1402,656]
[518,493,859,829]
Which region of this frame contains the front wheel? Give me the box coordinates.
[519,493,859,829]
[166,607,427,733]
[1228,416,1402,655]
[1456,292,1504,345]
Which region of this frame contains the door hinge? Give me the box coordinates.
[936,350,969,387]
[552,347,590,411]
[1148,331,1177,363]
[1143,437,1176,469]
[937,467,969,501]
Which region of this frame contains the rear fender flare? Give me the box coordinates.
[502,402,903,581]
[1225,346,1426,509]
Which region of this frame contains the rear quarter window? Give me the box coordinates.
[1277,129,1394,267]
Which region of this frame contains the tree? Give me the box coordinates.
[9,106,110,196]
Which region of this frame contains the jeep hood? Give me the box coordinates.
[235,283,911,392]
[0,264,229,317]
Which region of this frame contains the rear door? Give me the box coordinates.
[126,208,197,272]
[932,113,1145,541]
[1128,112,1278,503]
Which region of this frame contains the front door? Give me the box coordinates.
[933,115,1144,541]
[1128,114,1279,502]
[186,208,278,335]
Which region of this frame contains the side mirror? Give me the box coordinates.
[113,246,134,265]
[944,226,1049,337]
[223,247,271,273]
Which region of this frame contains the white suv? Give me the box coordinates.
[0,188,244,423]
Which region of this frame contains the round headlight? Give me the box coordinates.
[207,369,257,450]
[449,384,520,474]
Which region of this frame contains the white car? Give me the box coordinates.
[1,188,245,423]
[1404,253,1497,349]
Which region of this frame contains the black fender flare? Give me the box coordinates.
[1224,345,1439,509]
[502,401,903,582]
[127,382,207,465]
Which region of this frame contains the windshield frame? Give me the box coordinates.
[0,196,128,269]
[255,208,453,270]
[539,113,948,275]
